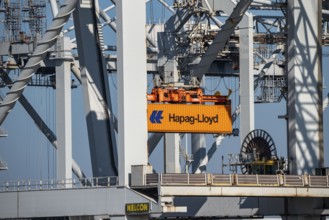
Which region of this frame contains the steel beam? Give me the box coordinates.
[73,1,118,177]
[164,133,180,173]
[117,0,148,185]
[49,0,59,17]
[148,133,164,156]
[287,0,323,174]
[56,59,72,182]
[191,0,253,81]
[239,6,255,144]
[191,134,206,173]
[324,93,329,111]
[97,1,157,49]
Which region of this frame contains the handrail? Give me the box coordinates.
[3,174,329,192]
[0,176,118,192]
[145,173,329,188]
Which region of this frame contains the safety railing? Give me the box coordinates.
[145,173,329,188]
[3,174,329,192]
[160,173,208,185]
[284,175,304,187]
[308,175,329,187]
[0,176,118,192]
[212,174,232,185]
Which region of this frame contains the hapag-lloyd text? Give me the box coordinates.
[168,113,218,125]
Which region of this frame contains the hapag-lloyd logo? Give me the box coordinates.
[149,110,163,123]
[149,110,219,125]
[169,113,219,125]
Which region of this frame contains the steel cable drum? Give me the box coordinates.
[240,129,277,174]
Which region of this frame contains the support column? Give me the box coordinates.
[73,1,118,177]
[117,0,148,185]
[56,59,72,182]
[239,11,254,144]
[287,0,323,174]
[164,133,180,173]
[191,134,207,173]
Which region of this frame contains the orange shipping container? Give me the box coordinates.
[147,104,232,133]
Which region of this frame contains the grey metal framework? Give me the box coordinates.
[0,0,328,219]
[0,0,78,124]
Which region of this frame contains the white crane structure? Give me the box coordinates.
[0,0,328,219]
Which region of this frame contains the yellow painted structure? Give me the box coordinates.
[147,104,232,133]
